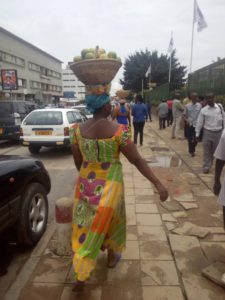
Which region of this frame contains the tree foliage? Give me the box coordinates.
[120,49,187,92]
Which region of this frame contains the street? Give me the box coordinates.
[0,141,78,299]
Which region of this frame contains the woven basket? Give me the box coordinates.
[70,59,122,85]
[116,89,130,99]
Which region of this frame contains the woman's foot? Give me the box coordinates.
[107,249,121,268]
[72,280,85,292]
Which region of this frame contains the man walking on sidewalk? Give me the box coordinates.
[183,92,201,157]
[171,93,184,139]
[132,95,148,146]
[157,99,168,130]
[196,93,225,173]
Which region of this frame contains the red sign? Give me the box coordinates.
[1,69,18,90]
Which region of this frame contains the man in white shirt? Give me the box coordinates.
[171,93,184,139]
[214,129,225,228]
[183,92,201,156]
[195,93,225,173]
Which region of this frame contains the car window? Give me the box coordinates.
[67,111,83,124]
[14,102,27,114]
[80,111,88,121]
[24,111,63,125]
[0,102,13,116]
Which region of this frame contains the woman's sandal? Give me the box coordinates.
[107,253,121,268]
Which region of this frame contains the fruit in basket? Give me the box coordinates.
[81,49,89,59]
[107,52,117,59]
[100,54,108,59]
[85,52,95,59]
[99,48,106,55]
[117,57,122,62]
[73,56,82,62]
[88,48,95,53]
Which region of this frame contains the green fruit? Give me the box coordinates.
[108,52,117,59]
[73,56,82,62]
[100,54,108,59]
[88,48,95,53]
[81,49,89,59]
[117,57,122,62]
[85,52,95,59]
[99,48,106,55]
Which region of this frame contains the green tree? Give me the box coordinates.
[120,49,186,92]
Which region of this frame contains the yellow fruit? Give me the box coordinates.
[100,54,108,59]
[88,48,95,53]
[73,56,82,62]
[99,48,106,55]
[108,52,117,59]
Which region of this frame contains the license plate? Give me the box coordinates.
[0,128,3,134]
[35,131,52,135]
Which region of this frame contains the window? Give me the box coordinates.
[24,111,63,125]
[67,111,83,124]
[18,78,27,88]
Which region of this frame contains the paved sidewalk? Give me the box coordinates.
[5,120,225,300]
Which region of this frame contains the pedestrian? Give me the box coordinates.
[171,93,184,139]
[146,101,152,122]
[70,95,168,291]
[167,98,173,126]
[183,92,202,157]
[157,99,168,130]
[213,129,225,228]
[195,93,225,173]
[183,94,191,139]
[112,99,131,127]
[132,95,148,146]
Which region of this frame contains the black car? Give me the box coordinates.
[0,100,38,140]
[0,155,51,246]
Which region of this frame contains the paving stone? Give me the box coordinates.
[169,234,208,274]
[191,187,214,197]
[172,211,188,218]
[125,195,135,204]
[202,261,225,288]
[122,241,140,260]
[61,285,102,300]
[205,234,225,242]
[126,205,136,225]
[161,213,177,222]
[135,195,155,203]
[142,286,184,300]
[31,257,71,283]
[139,240,173,260]
[173,193,195,202]
[18,283,64,300]
[137,214,162,226]
[126,226,138,241]
[141,260,179,286]
[182,274,225,300]
[135,181,152,188]
[179,202,198,210]
[106,260,141,286]
[165,222,179,231]
[124,180,134,188]
[172,222,210,238]
[101,285,143,300]
[135,188,154,196]
[125,188,135,196]
[201,242,225,262]
[136,204,158,214]
[160,201,182,212]
[137,226,167,241]
[204,227,225,234]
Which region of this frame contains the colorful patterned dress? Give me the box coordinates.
[70,124,131,281]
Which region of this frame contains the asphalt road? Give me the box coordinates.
[0,141,78,298]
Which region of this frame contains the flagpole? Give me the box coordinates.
[141,79,143,97]
[189,0,196,73]
[168,31,173,83]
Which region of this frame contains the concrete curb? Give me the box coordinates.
[3,222,56,300]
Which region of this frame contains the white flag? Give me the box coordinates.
[167,35,174,54]
[145,64,151,78]
[194,0,208,32]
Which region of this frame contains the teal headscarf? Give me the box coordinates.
[85,93,110,113]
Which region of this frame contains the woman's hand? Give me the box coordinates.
[155,182,169,202]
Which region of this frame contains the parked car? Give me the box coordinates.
[0,155,51,246]
[20,108,87,154]
[72,105,93,119]
[0,100,38,140]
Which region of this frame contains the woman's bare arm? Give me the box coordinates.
[120,143,168,201]
[71,144,83,171]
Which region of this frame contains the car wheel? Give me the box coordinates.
[17,183,48,247]
[29,145,41,154]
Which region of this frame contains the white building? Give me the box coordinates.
[0,27,63,104]
[62,63,85,101]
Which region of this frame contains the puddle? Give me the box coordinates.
[150,146,170,152]
[147,155,182,168]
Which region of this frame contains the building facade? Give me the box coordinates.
[0,27,63,104]
[62,63,85,101]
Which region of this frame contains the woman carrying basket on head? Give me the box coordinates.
[70,93,168,291]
